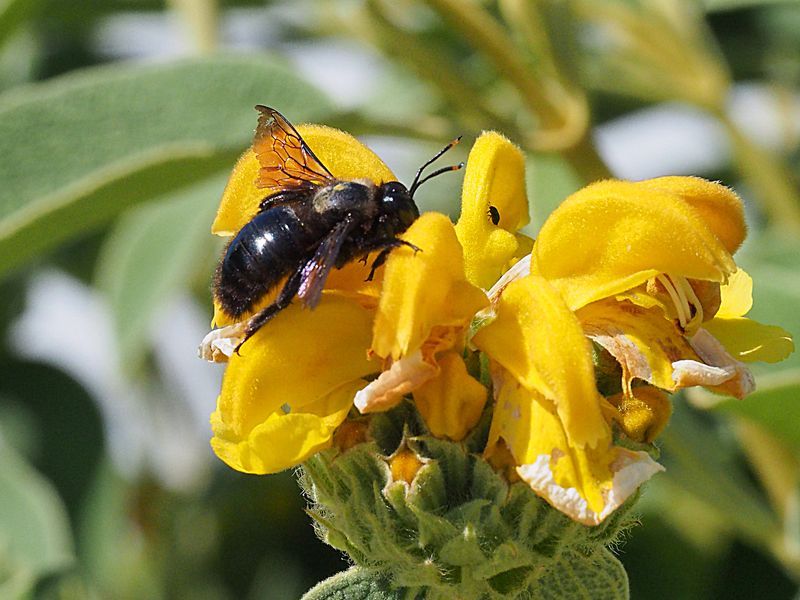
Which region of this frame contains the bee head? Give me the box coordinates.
[380,181,419,230]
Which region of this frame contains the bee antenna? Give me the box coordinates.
[409,136,462,197]
[410,163,465,196]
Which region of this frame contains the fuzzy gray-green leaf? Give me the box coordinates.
[0,54,332,277]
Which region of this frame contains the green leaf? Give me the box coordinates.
[712,369,800,451]
[0,0,37,50]
[0,441,74,598]
[660,400,780,550]
[0,359,104,520]
[525,152,581,235]
[300,567,410,600]
[95,174,224,372]
[738,235,800,372]
[0,54,333,278]
[701,0,800,12]
[534,549,628,600]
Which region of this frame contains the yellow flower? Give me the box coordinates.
[207,126,494,472]
[208,125,395,474]
[470,174,792,524]
[529,177,792,403]
[354,212,488,430]
[454,131,534,289]
[355,132,541,438]
[204,108,792,531]
[210,296,374,474]
[472,275,663,525]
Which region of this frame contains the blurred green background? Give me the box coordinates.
[1,0,799,598]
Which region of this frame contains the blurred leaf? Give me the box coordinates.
[660,400,780,552]
[739,235,800,371]
[712,370,800,451]
[0,54,333,278]
[78,461,162,599]
[525,152,581,234]
[0,0,37,49]
[95,175,224,373]
[0,359,104,522]
[0,441,74,598]
[702,0,800,12]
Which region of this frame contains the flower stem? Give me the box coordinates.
[719,113,800,234]
[420,0,562,129]
[167,0,218,53]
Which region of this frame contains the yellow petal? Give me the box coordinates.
[533,179,738,311]
[389,446,425,485]
[209,295,376,473]
[486,376,662,525]
[372,212,488,360]
[212,124,397,236]
[210,379,361,474]
[578,299,694,393]
[716,269,753,318]
[413,352,488,440]
[636,176,746,254]
[455,132,532,289]
[473,275,609,449]
[703,317,794,363]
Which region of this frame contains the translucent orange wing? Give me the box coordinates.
[253,106,335,193]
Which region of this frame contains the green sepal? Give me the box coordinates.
[299,567,420,600]
[533,549,629,600]
[299,403,637,599]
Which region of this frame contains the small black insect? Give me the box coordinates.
[213,106,462,350]
[488,205,500,226]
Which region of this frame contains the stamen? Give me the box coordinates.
[656,274,688,329]
[669,274,690,322]
[674,276,704,329]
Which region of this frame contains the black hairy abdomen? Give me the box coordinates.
[214,206,319,318]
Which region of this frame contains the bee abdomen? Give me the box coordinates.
[213,207,317,319]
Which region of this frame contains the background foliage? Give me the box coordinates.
[0,0,799,598]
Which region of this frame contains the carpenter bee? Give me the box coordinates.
[211,106,462,351]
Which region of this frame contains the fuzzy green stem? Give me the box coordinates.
[167,0,218,53]
[419,0,562,128]
[357,0,519,136]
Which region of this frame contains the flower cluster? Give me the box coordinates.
[202,123,793,527]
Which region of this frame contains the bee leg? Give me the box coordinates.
[235,268,304,353]
[365,239,423,282]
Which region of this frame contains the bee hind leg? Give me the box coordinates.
[235,268,304,353]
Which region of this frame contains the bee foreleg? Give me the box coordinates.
[365,239,422,282]
[235,267,304,353]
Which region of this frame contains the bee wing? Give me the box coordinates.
[297,218,353,309]
[253,106,336,194]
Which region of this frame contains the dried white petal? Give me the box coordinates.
[676,327,755,398]
[354,350,437,413]
[487,254,531,301]
[516,449,664,526]
[198,323,246,363]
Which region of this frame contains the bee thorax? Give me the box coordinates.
[312,181,377,215]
